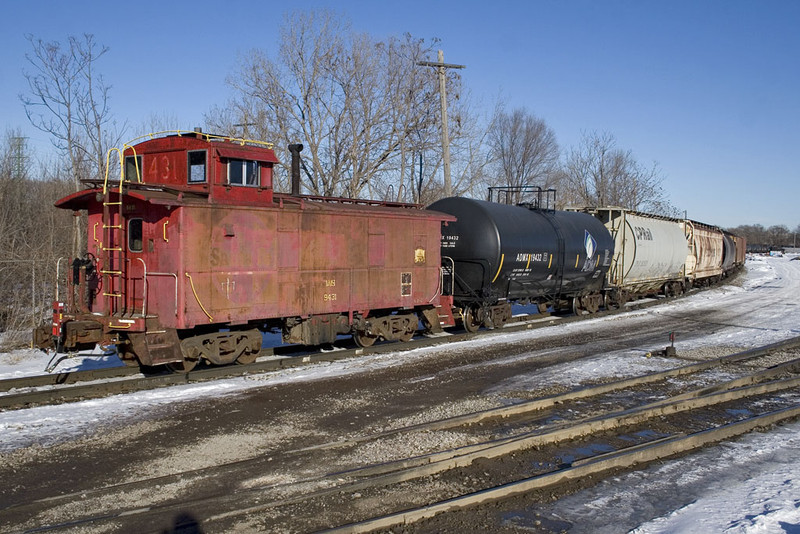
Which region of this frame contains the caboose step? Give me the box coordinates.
[128,329,183,366]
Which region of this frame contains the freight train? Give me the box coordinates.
[34,132,745,371]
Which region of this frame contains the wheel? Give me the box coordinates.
[354,330,378,347]
[168,336,201,373]
[398,324,415,342]
[463,306,482,333]
[166,357,198,373]
[235,349,258,365]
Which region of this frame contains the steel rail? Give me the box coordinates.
[323,403,800,533]
[0,296,663,410]
[299,336,800,452]
[200,374,800,531]
[306,369,800,484]
[28,399,799,534]
[7,340,798,533]
[0,285,759,412]
[11,349,798,520]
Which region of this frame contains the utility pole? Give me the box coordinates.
[417,50,465,198]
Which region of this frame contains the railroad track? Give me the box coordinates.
[0,295,676,411]
[4,337,799,533]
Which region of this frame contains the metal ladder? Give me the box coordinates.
[100,146,141,316]
[101,181,126,316]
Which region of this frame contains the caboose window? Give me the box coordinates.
[124,155,143,182]
[188,150,206,183]
[228,159,259,186]
[128,218,143,252]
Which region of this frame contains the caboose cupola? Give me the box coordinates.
[120,131,280,206]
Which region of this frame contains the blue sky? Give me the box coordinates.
[1,0,798,229]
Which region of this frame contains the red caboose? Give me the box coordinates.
[43,131,454,371]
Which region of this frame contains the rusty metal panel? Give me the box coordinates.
[683,221,724,280]
[368,234,385,267]
[137,199,449,331]
[294,270,353,315]
[138,206,183,328]
[300,213,353,271]
[277,271,298,317]
[734,235,747,264]
[180,207,213,327]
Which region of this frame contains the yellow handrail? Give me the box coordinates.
[103,147,124,195]
[122,143,141,183]
[103,145,144,194]
[491,254,505,283]
[124,130,274,149]
[102,131,274,194]
[185,272,213,323]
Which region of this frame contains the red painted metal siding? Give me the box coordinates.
[166,201,447,329]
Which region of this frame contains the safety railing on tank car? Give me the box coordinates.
[488,186,557,211]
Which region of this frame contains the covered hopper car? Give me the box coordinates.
[572,207,688,304]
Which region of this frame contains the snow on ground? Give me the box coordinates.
[0,345,122,379]
[1,255,800,532]
[531,417,800,534]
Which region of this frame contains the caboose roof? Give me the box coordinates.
[123,131,279,164]
[54,183,455,222]
[54,131,453,221]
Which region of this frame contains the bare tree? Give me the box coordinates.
[208,10,471,201]
[727,224,766,246]
[486,107,559,204]
[132,112,185,138]
[728,223,797,247]
[767,224,790,246]
[0,131,74,348]
[20,34,123,256]
[556,131,674,214]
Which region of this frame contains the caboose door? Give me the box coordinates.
[122,205,179,321]
[123,212,146,316]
